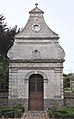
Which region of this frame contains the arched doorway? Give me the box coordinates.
[28,74,44,110]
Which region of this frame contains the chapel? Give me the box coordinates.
[7,3,65,111]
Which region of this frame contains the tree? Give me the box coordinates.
[63,74,70,88]
[0,56,8,92]
[0,14,7,57]
[4,25,18,57]
[63,73,73,88]
[0,14,19,92]
[0,14,18,57]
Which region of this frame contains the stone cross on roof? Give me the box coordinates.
[35,3,38,7]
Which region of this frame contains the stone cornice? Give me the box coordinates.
[15,37,59,40]
[9,59,65,63]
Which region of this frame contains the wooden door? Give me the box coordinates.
[28,74,44,110]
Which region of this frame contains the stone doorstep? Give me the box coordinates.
[21,111,48,119]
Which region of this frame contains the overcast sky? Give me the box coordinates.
[0,0,74,74]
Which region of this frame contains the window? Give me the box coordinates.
[29,74,43,92]
[37,81,43,92]
[29,82,35,92]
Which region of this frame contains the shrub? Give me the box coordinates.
[4,111,14,118]
[0,113,2,118]
[48,106,74,118]
[48,108,52,118]
[0,104,24,118]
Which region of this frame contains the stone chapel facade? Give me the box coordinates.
[7,4,65,110]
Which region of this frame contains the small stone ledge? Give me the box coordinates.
[9,59,64,63]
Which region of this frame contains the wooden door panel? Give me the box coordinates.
[30,93,43,99]
[29,100,37,110]
[29,99,43,110]
[29,74,44,110]
[37,100,43,110]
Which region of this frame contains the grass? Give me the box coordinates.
[64,88,74,92]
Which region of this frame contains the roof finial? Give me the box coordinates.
[35,3,38,8]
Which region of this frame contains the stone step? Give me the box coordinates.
[21,111,48,119]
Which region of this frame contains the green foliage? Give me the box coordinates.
[0,104,24,118]
[63,73,70,88]
[0,56,8,91]
[48,106,74,118]
[0,14,18,57]
[0,56,8,81]
[47,108,52,117]
[64,87,74,92]
[4,111,14,118]
[13,103,25,112]
[0,14,19,91]
[72,89,74,93]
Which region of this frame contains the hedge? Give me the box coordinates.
[48,106,74,118]
[0,104,24,118]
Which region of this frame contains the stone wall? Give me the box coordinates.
[44,99,63,110]
[64,92,74,106]
[0,92,74,109]
[8,98,28,110]
[0,92,8,106]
